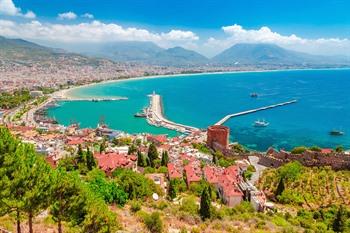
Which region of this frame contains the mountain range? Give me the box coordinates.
[1,35,349,67]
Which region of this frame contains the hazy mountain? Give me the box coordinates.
[0,36,108,66]
[81,41,209,66]
[212,43,350,66]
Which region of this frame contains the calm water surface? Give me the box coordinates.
[48,69,350,151]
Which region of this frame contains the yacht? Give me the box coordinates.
[250,93,258,98]
[254,119,269,127]
[329,130,345,136]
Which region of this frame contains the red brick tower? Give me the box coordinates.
[207,125,230,151]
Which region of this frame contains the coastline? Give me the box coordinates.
[54,67,350,100]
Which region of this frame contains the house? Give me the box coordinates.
[167,163,183,179]
[218,173,243,207]
[184,164,201,186]
[147,134,167,145]
[94,152,137,175]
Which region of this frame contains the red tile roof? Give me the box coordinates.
[184,164,201,185]
[167,163,182,179]
[94,152,136,173]
[321,148,333,154]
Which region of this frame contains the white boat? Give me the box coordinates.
[254,119,269,127]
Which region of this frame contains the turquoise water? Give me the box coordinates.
[48,69,350,151]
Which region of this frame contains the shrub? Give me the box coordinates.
[130,200,141,213]
[180,195,198,216]
[143,212,163,233]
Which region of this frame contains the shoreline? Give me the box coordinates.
[54,67,350,100]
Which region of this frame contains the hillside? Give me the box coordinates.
[0,36,108,67]
[257,162,350,209]
[212,43,350,66]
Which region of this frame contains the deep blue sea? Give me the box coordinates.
[48,69,350,151]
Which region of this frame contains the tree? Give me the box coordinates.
[50,168,86,233]
[128,144,137,155]
[77,144,84,163]
[275,178,285,197]
[86,169,128,206]
[160,151,169,166]
[0,128,25,233]
[335,145,344,153]
[212,153,217,164]
[137,151,145,167]
[199,187,211,220]
[86,148,96,171]
[168,179,177,200]
[99,141,106,153]
[147,143,159,168]
[21,145,53,233]
[333,205,346,233]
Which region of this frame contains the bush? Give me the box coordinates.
[130,200,142,213]
[180,195,198,216]
[291,146,307,154]
[143,212,163,233]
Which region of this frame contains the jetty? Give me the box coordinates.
[215,100,297,125]
[145,92,199,134]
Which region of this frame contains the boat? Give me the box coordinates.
[134,108,147,118]
[329,130,345,136]
[254,119,269,127]
[250,93,258,98]
[134,112,146,118]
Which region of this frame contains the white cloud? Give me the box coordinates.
[81,13,94,19]
[0,0,36,18]
[58,11,77,20]
[203,24,350,57]
[0,19,199,49]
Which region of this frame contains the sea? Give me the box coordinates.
[47,69,350,151]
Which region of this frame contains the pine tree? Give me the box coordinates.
[212,153,217,164]
[21,145,53,233]
[199,187,211,220]
[161,151,169,166]
[76,144,84,164]
[333,205,346,233]
[147,143,159,168]
[137,151,145,167]
[168,179,177,200]
[86,148,96,171]
[51,168,86,233]
[99,141,106,153]
[275,178,285,197]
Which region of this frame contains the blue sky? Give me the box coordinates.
[1,0,350,57]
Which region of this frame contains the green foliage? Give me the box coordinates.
[85,169,128,206]
[113,168,162,199]
[160,151,169,166]
[192,143,211,154]
[333,205,347,233]
[278,161,303,181]
[291,146,308,154]
[189,179,209,197]
[148,143,159,168]
[168,179,177,200]
[142,212,163,233]
[180,195,198,216]
[231,143,247,153]
[335,145,344,153]
[309,146,321,152]
[243,170,253,181]
[113,137,132,146]
[137,150,146,167]
[0,89,31,109]
[199,187,211,220]
[50,168,87,231]
[129,200,142,213]
[275,178,285,197]
[128,144,137,155]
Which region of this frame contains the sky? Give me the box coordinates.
[1,0,350,57]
